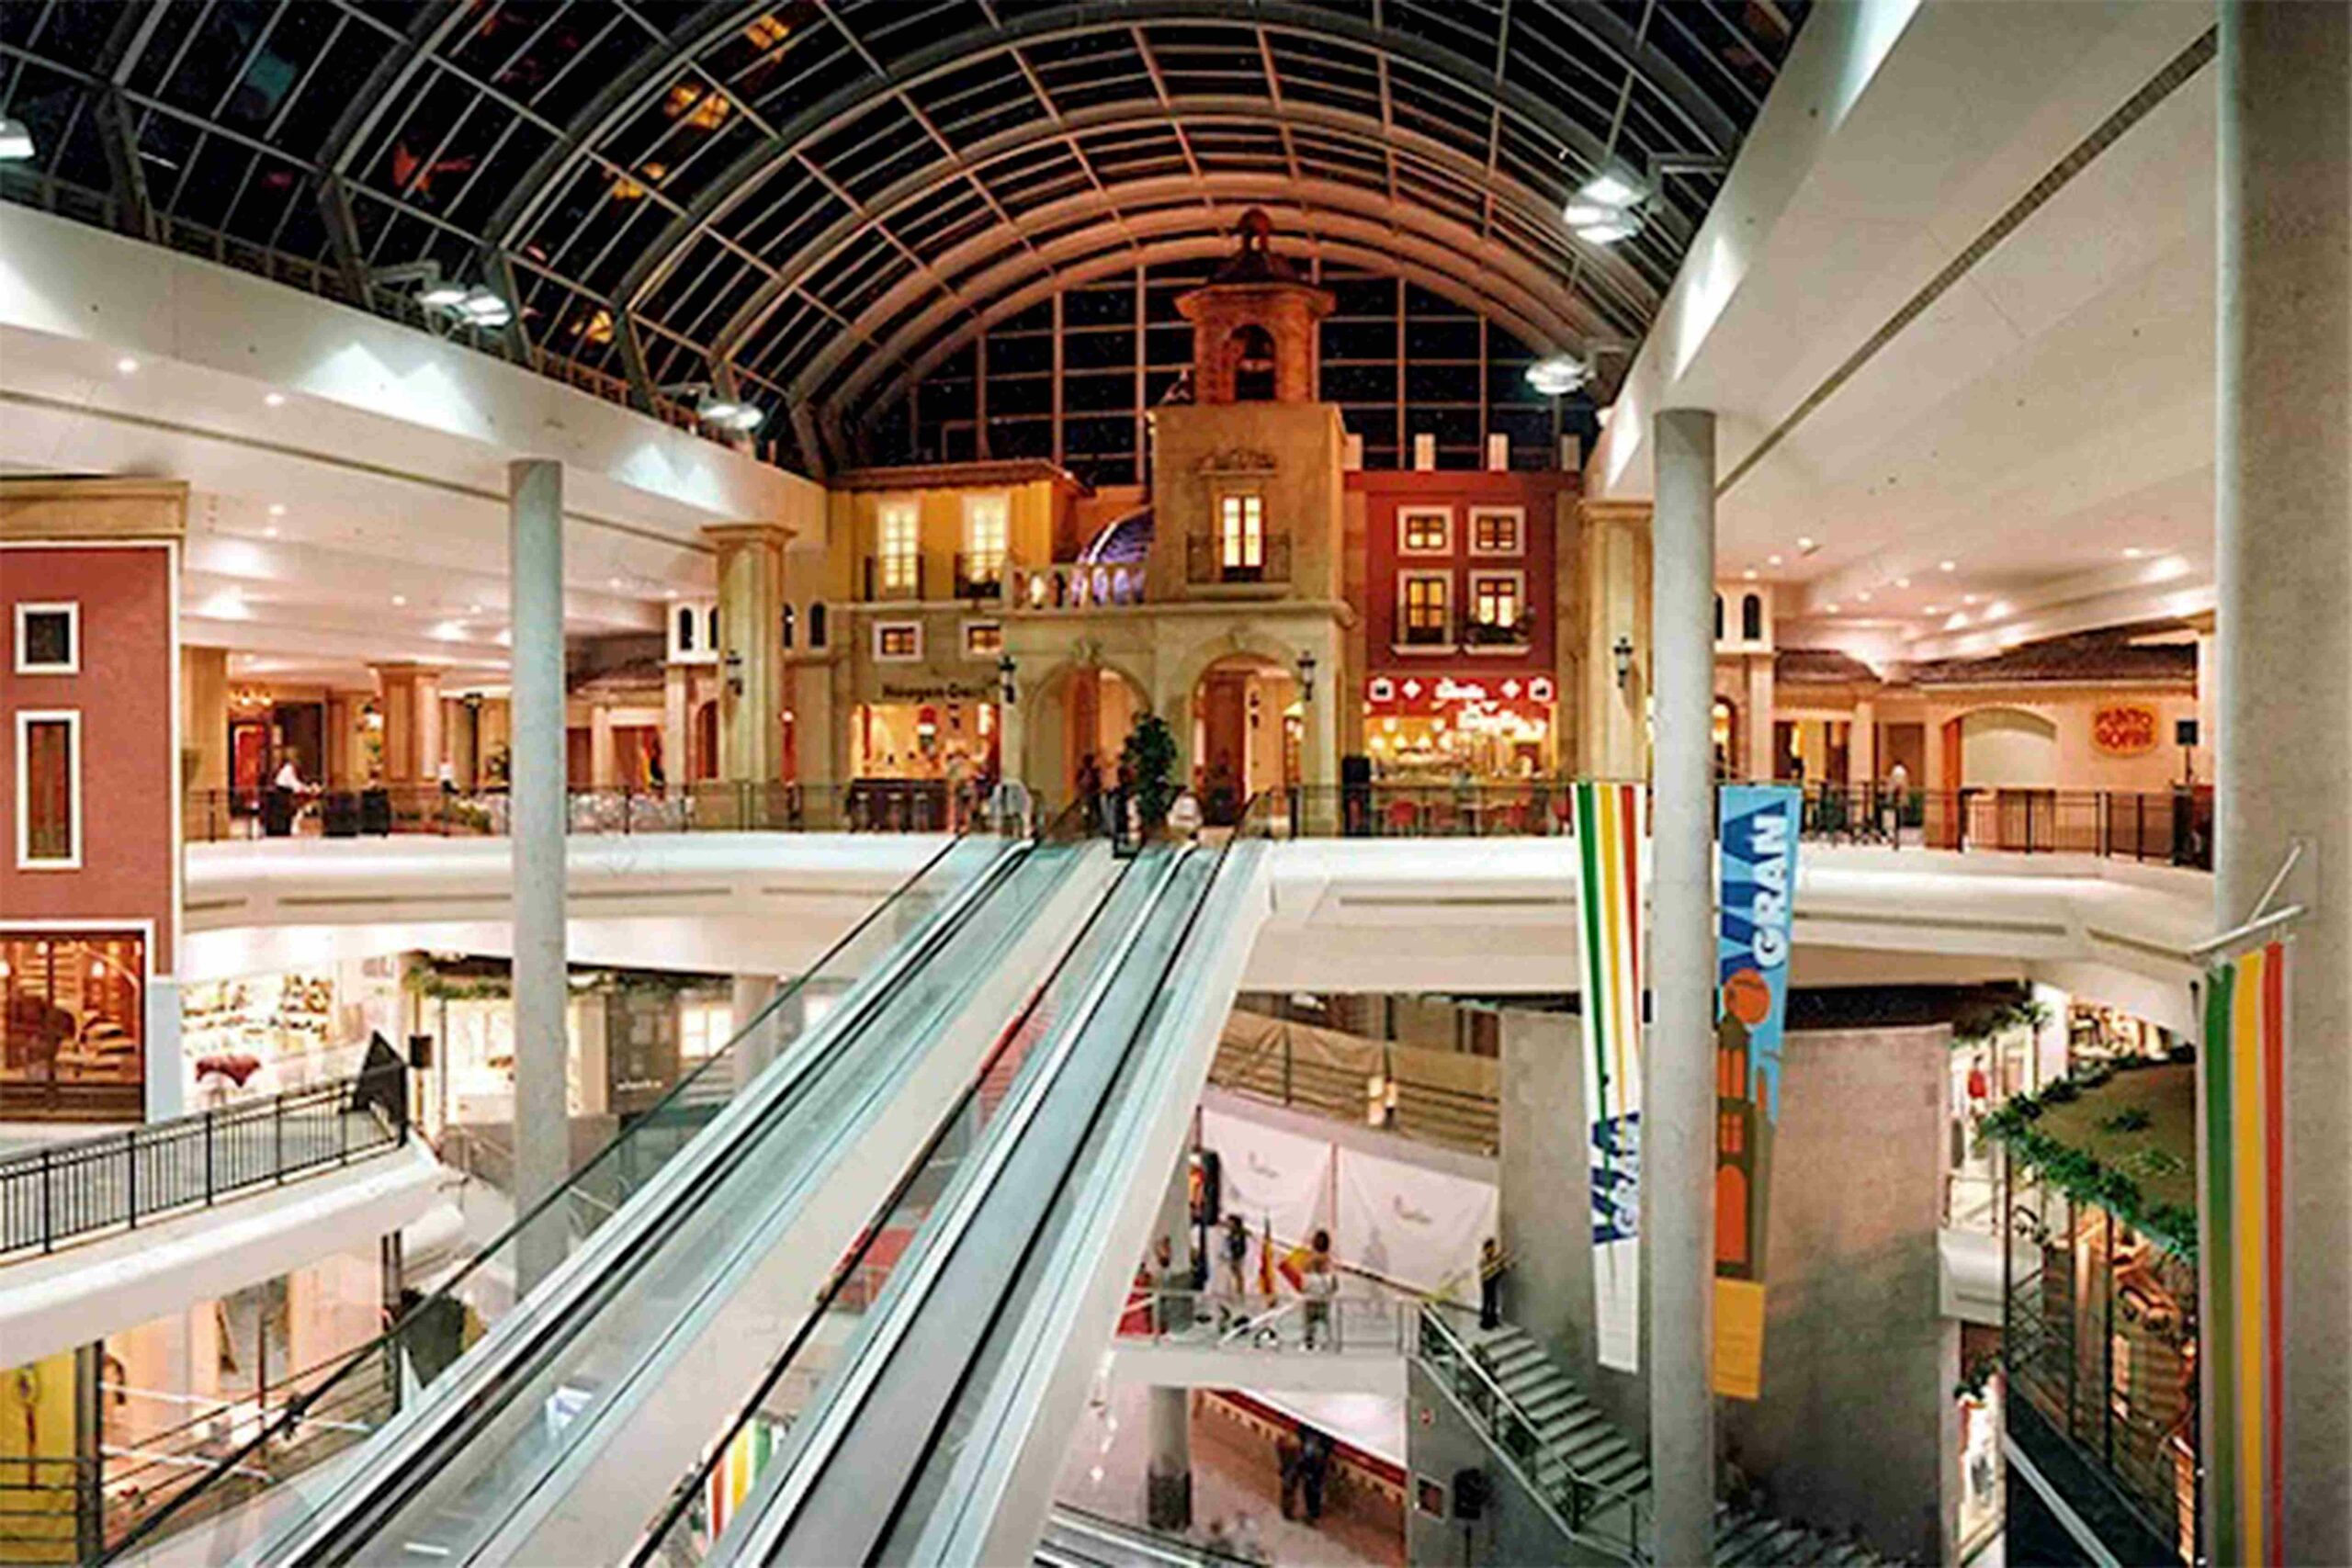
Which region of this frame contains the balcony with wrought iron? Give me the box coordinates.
[1186,533,1293,590]
[863,555,927,601]
[954,552,1007,601]
[1464,613,1533,652]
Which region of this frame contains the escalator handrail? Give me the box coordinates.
[243,832,1037,1567]
[703,849,1197,1560]
[101,827,1001,1564]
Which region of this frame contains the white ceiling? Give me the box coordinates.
[1589,0,2220,663]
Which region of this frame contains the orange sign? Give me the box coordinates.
[2093,704,2160,757]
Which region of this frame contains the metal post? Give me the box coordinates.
[40,1146,51,1253]
[125,1134,137,1229]
[274,1092,285,1182]
[1649,407,1716,1568]
[204,1108,214,1203]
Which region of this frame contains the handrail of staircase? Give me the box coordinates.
[1412,1303,1651,1563]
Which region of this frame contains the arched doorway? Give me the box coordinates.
[1027,663,1148,805]
[693,700,718,781]
[1943,706,2060,850]
[1190,652,1298,824]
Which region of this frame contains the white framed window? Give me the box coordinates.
[14,602,80,674]
[1468,570,1528,646]
[679,998,734,1065]
[963,621,1003,659]
[877,499,922,596]
[873,620,923,661]
[16,708,82,869]
[1468,507,1523,556]
[1398,506,1453,556]
[1217,491,1265,570]
[962,493,1009,586]
[1398,571,1451,647]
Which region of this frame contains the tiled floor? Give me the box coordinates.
[1054,1381,1405,1567]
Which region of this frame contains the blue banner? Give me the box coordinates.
[1716,784,1800,1122]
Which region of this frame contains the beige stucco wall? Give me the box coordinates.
[1148,401,1345,605]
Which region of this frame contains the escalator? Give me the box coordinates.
[632,825,1272,1567]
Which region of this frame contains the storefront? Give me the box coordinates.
[1,931,147,1121]
[179,955,401,1110]
[849,668,1001,828]
[1361,673,1557,782]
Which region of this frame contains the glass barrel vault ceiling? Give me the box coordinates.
[0,0,1807,477]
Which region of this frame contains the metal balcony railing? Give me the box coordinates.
[1185,534,1292,586]
[953,551,1006,599]
[864,555,928,600]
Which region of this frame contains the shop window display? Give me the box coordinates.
[179,956,400,1107]
[1,931,144,1120]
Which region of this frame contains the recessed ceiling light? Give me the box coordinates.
[1894,577,1911,588]
[468,604,483,615]
[1939,559,1957,571]
[265,392,286,407]
[116,356,139,374]
[1741,569,1758,581]
[1767,554,1783,567]
[1797,536,1817,551]
[663,588,679,600]
[391,594,408,606]
[1823,604,1841,614]
[262,526,278,538]
[1924,604,1942,615]
[267,502,286,516]
[608,576,624,589]
[2122,547,2144,559]
[1962,593,1979,604]
[1857,591,1872,602]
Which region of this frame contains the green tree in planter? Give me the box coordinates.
[1122,714,1180,834]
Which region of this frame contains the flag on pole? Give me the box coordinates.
[1258,1215,1277,1300]
[2204,941,2287,1568]
[1570,780,1644,1372]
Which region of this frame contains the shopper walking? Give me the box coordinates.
[1478,1235,1507,1330]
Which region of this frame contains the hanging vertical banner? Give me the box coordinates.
[1571,780,1645,1372]
[2204,942,2286,1568]
[1712,784,1800,1400]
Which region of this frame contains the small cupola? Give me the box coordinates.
[1175,209,1336,405]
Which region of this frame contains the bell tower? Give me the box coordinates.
[1176,209,1335,404]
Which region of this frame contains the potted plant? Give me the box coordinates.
[1122,714,1180,837]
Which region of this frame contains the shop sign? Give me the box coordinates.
[876,678,995,703]
[2093,703,2159,757]
[1363,672,1556,712]
[1713,784,1800,1402]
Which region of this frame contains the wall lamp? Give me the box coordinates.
[997,652,1019,707]
[1295,649,1317,705]
[1613,635,1635,692]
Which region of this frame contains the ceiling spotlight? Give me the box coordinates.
[1796,536,1817,552]
[1524,356,1589,396]
[262,526,278,539]
[468,604,484,615]
[663,588,680,600]
[2122,547,2145,559]
[457,286,512,326]
[1824,604,1841,615]
[0,117,35,163]
[1578,169,1645,209]
[1894,576,1911,588]
[391,593,408,606]
[265,391,287,408]
[267,502,286,516]
[418,278,469,308]
[1741,569,1758,581]
[608,576,624,589]
[1857,591,1872,602]
[1572,215,1643,245]
[1767,554,1783,567]
[116,356,140,374]
[1924,604,1942,615]
[695,390,764,433]
[1939,558,1957,571]
[1962,593,1979,604]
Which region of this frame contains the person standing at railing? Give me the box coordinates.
[1217,1213,1250,1327]
[1478,1235,1508,1330]
[1301,1230,1338,1349]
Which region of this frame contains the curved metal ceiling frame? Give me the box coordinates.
[805,176,1611,422]
[611,0,1732,317]
[706,94,1661,388]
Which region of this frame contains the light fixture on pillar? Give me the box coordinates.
[997,652,1019,708]
[1613,634,1635,692]
[724,649,744,697]
[1295,649,1317,705]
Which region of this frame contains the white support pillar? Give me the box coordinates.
[1648,408,1717,1566]
[2213,6,2351,1561]
[509,458,570,1294]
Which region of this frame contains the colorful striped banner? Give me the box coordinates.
[2203,941,2286,1568]
[1571,780,1645,1372]
[704,1415,779,1544]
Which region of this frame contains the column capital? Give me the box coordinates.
[701,521,794,551]
[1578,497,1654,527]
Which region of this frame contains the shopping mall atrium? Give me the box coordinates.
[0,2,2344,1565]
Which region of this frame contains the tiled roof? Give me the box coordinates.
[1774,648,1882,685]
[1909,636,2195,686]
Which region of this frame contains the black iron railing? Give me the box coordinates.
[863,554,928,600]
[953,551,1005,599]
[0,1066,408,1258]
[181,781,969,843]
[1185,533,1292,586]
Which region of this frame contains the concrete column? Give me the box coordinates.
[1578,501,1652,777]
[324,692,362,785]
[2213,6,2351,1560]
[589,705,617,790]
[373,663,444,785]
[183,645,229,795]
[1744,655,1774,783]
[1145,1387,1193,1532]
[705,524,791,784]
[2192,617,2217,786]
[509,459,570,1294]
[1849,697,1878,789]
[731,972,781,1083]
[1647,408,1717,1567]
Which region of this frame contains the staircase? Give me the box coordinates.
[1418,1309,1893,1565]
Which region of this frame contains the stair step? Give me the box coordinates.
[1717,1517,1781,1559]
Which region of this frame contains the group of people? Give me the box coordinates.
[1210,1213,1340,1348]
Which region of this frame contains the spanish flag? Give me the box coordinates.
[1258,1217,1276,1298]
[1277,1243,1312,1292]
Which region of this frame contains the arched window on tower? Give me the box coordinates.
[676,606,696,652]
[1714,594,1725,640]
[808,603,828,649]
[782,603,796,650]
[1742,592,1764,641]
[1229,323,1278,402]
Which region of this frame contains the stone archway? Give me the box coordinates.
[1024,660,1151,802]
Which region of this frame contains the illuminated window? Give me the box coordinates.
[964,622,1003,658]
[1470,571,1523,638]
[878,501,921,596]
[14,603,78,674]
[1218,492,1264,570]
[1469,508,1522,556]
[1400,573,1451,645]
[17,710,80,868]
[679,999,734,1064]
[963,494,1008,588]
[1399,507,1452,555]
[874,622,922,661]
